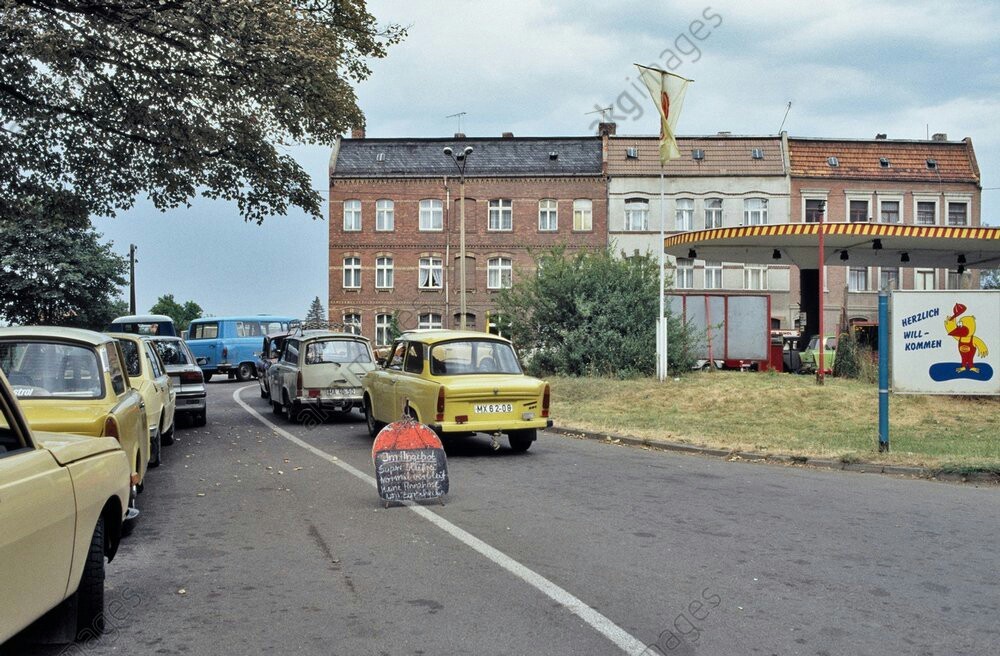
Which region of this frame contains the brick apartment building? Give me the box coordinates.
[328,132,607,345]
[787,134,982,330]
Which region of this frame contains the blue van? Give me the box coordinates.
[107,314,178,337]
[186,315,296,382]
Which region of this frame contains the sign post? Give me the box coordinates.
[878,291,889,452]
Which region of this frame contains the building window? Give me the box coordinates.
[915,269,935,290]
[805,199,825,223]
[916,201,937,225]
[947,269,965,290]
[947,202,968,226]
[538,199,558,231]
[879,200,900,224]
[454,312,476,330]
[675,198,694,231]
[343,313,361,335]
[573,199,593,231]
[419,199,443,231]
[879,267,900,290]
[744,198,768,225]
[418,257,443,289]
[343,199,361,231]
[487,257,513,289]
[375,314,392,346]
[342,256,361,289]
[488,199,513,231]
[418,313,442,329]
[624,199,649,231]
[674,258,694,289]
[744,264,767,290]
[375,256,393,289]
[376,199,394,231]
[849,200,869,223]
[849,267,868,292]
[704,261,723,289]
[704,198,723,229]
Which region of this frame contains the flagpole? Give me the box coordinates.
[658,166,667,381]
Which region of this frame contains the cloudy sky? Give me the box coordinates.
[93,0,1000,318]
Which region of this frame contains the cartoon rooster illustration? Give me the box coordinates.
[944,303,989,373]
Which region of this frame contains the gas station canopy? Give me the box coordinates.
[663,223,1000,270]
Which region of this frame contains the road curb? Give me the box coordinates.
[547,426,999,485]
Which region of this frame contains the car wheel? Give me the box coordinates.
[259,383,267,399]
[236,362,254,382]
[193,410,207,427]
[75,516,106,639]
[148,426,161,468]
[203,372,213,383]
[122,485,139,537]
[507,429,536,453]
[161,419,175,446]
[271,394,283,416]
[365,397,385,438]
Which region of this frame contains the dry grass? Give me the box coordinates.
[550,371,1000,471]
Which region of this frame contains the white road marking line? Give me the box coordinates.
[233,386,646,655]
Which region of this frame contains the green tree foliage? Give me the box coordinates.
[149,294,203,333]
[0,1,405,223]
[0,192,127,326]
[497,247,700,377]
[832,329,877,383]
[304,296,326,326]
[982,268,1000,289]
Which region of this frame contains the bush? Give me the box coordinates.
[832,330,877,383]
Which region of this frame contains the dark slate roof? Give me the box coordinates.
[331,137,603,178]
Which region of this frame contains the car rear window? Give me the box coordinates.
[116,339,143,377]
[305,339,372,365]
[0,341,105,399]
[153,339,191,366]
[189,322,219,339]
[429,340,522,376]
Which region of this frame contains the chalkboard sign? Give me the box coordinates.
[372,420,449,505]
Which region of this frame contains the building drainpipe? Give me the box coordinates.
[444,176,451,327]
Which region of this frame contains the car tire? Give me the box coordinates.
[236,362,254,382]
[260,384,267,399]
[203,372,213,383]
[193,410,207,427]
[161,419,175,446]
[507,429,536,453]
[75,516,106,639]
[148,426,161,468]
[271,395,283,416]
[365,397,385,438]
[122,485,138,537]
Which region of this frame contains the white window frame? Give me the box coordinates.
[342,256,361,289]
[375,314,392,346]
[376,199,394,231]
[418,313,442,330]
[375,256,393,289]
[744,264,768,290]
[343,199,361,231]
[418,257,443,290]
[845,193,872,223]
[487,257,513,289]
[848,266,869,292]
[800,191,829,224]
[343,313,361,335]
[743,198,768,226]
[878,266,900,290]
[946,199,970,226]
[675,198,694,231]
[624,198,649,231]
[573,199,593,231]
[675,257,694,289]
[913,196,938,226]
[946,269,965,290]
[704,261,723,289]
[488,199,513,231]
[704,198,723,229]
[877,196,903,224]
[538,199,558,232]
[419,199,443,231]
[915,268,936,291]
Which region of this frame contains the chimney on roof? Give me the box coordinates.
[875,133,887,140]
[351,126,365,139]
[598,122,617,137]
[932,132,948,141]
[501,132,514,139]
[454,132,466,139]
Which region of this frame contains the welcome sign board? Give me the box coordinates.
[891,291,999,395]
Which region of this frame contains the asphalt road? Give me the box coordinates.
[5,380,999,656]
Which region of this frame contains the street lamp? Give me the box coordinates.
[444,145,474,330]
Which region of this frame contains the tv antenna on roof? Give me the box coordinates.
[446,112,467,134]
[778,101,792,134]
[586,106,615,123]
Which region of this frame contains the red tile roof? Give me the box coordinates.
[608,136,786,176]
[788,138,980,184]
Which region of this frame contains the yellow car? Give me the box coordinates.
[363,330,551,452]
[0,369,130,643]
[111,333,176,467]
[0,327,151,518]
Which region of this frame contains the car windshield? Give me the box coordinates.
[0,341,104,399]
[153,339,191,366]
[429,340,522,376]
[305,339,371,365]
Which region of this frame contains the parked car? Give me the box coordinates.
[0,369,130,643]
[186,315,296,382]
[110,334,176,466]
[256,332,291,399]
[800,335,838,374]
[363,330,552,452]
[268,330,376,422]
[0,327,151,519]
[106,314,177,337]
[149,336,207,427]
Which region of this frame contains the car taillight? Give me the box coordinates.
[541,384,550,418]
[308,389,320,398]
[104,417,120,441]
[180,370,203,384]
[222,346,228,359]
[436,386,445,422]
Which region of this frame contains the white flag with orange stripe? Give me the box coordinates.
[636,64,691,164]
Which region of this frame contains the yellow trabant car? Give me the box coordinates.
[363,330,551,452]
[111,333,176,467]
[0,327,150,515]
[0,369,130,643]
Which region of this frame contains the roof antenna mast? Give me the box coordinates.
[446,112,467,134]
[778,101,792,134]
[586,106,615,123]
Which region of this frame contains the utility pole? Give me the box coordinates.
[129,244,137,314]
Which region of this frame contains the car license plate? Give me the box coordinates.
[474,403,513,414]
[322,387,360,398]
